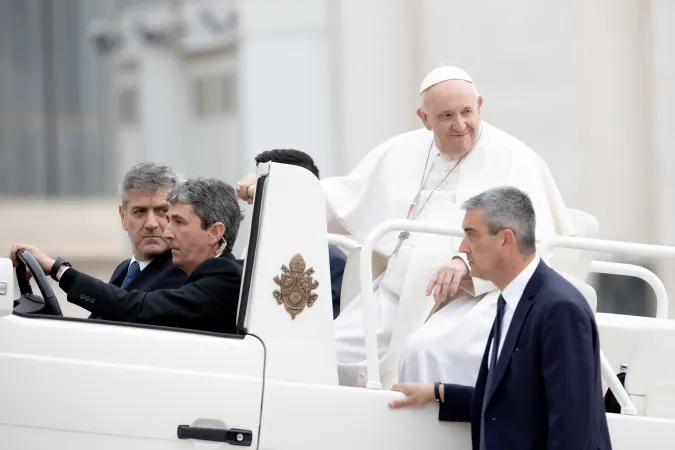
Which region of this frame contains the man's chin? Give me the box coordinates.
[140,242,170,257]
[441,142,473,157]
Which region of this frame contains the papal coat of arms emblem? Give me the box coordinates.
[273,253,319,319]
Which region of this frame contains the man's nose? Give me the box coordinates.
[163,225,173,240]
[145,212,159,229]
[459,237,469,254]
[451,118,466,133]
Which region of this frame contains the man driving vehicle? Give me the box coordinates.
[90,162,188,321]
[10,178,244,334]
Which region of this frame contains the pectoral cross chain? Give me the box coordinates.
[392,231,411,256]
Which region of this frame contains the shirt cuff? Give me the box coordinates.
[58,267,79,292]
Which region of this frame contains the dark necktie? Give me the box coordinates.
[121,261,140,289]
[480,294,506,450]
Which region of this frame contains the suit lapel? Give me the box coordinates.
[123,251,171,291]
[124,263,152,291]
[109,259,130,287]
[485,261,548,403]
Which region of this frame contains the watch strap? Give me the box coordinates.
[434,381,442,403]
[50,257,71,281]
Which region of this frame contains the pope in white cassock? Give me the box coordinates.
[319,66,575,388]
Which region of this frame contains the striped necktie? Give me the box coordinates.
[121,261,140,289]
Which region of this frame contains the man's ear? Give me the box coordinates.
[119,205,128,231]
[210,222,226,245]
[502,229,516,248]
[417,108,433,131]
[477,96,483,112]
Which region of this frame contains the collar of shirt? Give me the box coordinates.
[489,254,542,364]
[130,256,152,272]
[500,254,541,311]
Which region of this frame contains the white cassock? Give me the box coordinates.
[321,122,575,387]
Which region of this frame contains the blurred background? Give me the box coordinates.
[1,0,674,318]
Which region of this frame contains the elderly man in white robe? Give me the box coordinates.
[236,66,574,388]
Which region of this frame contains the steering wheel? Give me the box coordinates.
[16,250,63,316]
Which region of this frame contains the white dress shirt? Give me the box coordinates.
[488,255,541,367]
[130,256,151,272]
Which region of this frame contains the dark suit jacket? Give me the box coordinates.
[328,244,347,319]
[88,251,188,320]
[109,250,187,291]
[439,261,612,450]
[60,252,243,334]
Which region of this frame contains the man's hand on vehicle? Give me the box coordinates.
[235,174,258,204]
[388,383,440,409]
[426,257,470,302]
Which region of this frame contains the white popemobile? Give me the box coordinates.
[1,162,675,449]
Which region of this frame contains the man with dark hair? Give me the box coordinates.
[254,149,320,179]
[10,178,244,334]
[238,149,347,319]
[389,187,611,450]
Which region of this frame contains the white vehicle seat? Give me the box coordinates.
[622,319,675,418]
[339,245,388,314]
[558,271,598,313]
[241,162,339,386]
[548,208,599,281]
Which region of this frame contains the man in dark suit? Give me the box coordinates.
[388,186,612,450]
[11,178,244,334]
[236,149,347,319]
[107,250,183,292]
[88,162,188,320]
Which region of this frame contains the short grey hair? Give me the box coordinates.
[166,178,243,253]
[462,186,536,255]
[120,161,183,208]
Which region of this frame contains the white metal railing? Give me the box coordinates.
[539,236,675,263]
[327,234,361,252]
[357,220,673,415]
[337,232,669,318]
[590,261,668,319]
[358,220,464,389]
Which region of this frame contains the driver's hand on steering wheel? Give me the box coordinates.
[9,243,55,278]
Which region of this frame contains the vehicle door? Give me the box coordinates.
[0,313,264,449]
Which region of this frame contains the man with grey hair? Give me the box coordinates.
[389,187,611,450]
[85,161,188,320]
[114,162,187,288]
[10,178,244,334]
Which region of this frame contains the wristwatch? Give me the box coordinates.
[50,257,72,281]
[434,381,442,403]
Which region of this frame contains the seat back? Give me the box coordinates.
[558,271,598,313]
[646,383,675,420]
[624,319,675,418]
[239,162,338,386]
[548,208,599,281]
[339,245,388,314]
